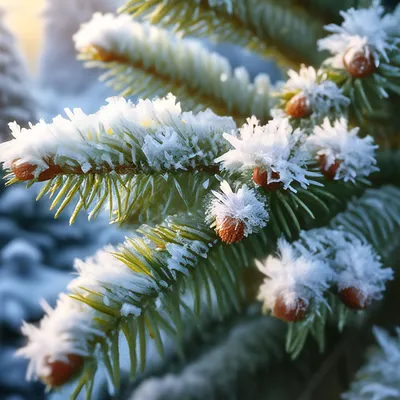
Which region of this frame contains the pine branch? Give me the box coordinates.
[284,185,400,358]
[120,0,326,67]
[0,95,234,224]
[75,14,275,124]
[128,313,286,400]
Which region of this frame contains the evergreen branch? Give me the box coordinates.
[128,314,285,400]
[120,0,326,67]
[75,13,275,124]
[342,326,400,400]
[284,185,400,358]
[0,95,234,222]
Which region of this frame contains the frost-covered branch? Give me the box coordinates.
[128,314,285,400]
[256,185,400,356]
[343,327,400,400]
[75,13,274,124]
[121,0,326,66]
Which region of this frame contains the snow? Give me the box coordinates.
[318,0,399,69]
[283,66,350,116]
[333,239,393,303]
[17,294,104,381]
[0,94,235,178]
[342,327,400,400]
[216,116,322,192]
[256,237,334,312]
[306,118,378,182]
[206,180,269,236]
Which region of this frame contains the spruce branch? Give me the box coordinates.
[75,13,275,124]
[120,0,326,67]
[278,185,400,358]
[0,95,235,223]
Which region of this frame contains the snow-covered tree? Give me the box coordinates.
[0,1,399,399]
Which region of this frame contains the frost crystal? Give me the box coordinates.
[256,238,334,312]
[207,180,269,236]
[16,294,103,381]
[283,66,350,115]
[307,118,378,182]
[318,1,399,69]
[333,239,393,303]
[0,94,236,177]
[343,327,400,400]
[216,117,321,192]
[69,245,159,307]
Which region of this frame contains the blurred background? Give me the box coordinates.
[1,0,44,72]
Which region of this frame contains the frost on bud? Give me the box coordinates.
[338,286,369,310]
[41,354,84,387]
[11,160,62,182]
[273,295,307,322]
[207,181,269,243]
[256,238,333,322]
[216,216,245,244]
[285,93,312,119]
[252,167,282,191]
[318,155,342,180]
[343,46,376,78]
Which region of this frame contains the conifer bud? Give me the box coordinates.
[91,45,128,64]
[252,167,282,191]
[273,295,307,322]
[343,46,376,78]
[216,216,245,244]
[40,354,84,387]
[285,93,312,119]
[339,287,369,310]
[318,155,342,180]
[12,160,62,182]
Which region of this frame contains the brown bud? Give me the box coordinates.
[216,216,245,244]
[339,287,369,310]
[318,155,342,180]
[11,161,36,181]
[40,354,84,387]
[343,46,376,78]
[273,295,307,322]
[11,160,63,182]
[285,93,312,119]
[252,167,282,191]
[92,45,128,63]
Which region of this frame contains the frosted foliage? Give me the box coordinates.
[283,66,350,115]
[17,294,103,381]
[69,246,159,307]
[333,240,393,302]
[217,117,321,192]
[129,317,282,400]
[307,118,378,182]
[257,238,334,312]
[0,94,236,177]
[318,1,399,68]
[74,13,274,121]
[343,327,400,400]
[206,180,269,236]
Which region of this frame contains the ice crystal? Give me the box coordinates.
[283,66,349,115]
[16,294,102,381]
[0,94,236,178]
[216,117,321,192]
[206,180,269,236]
[307,118,378,182]
[318,1,399,69]
[256,238,334,312]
